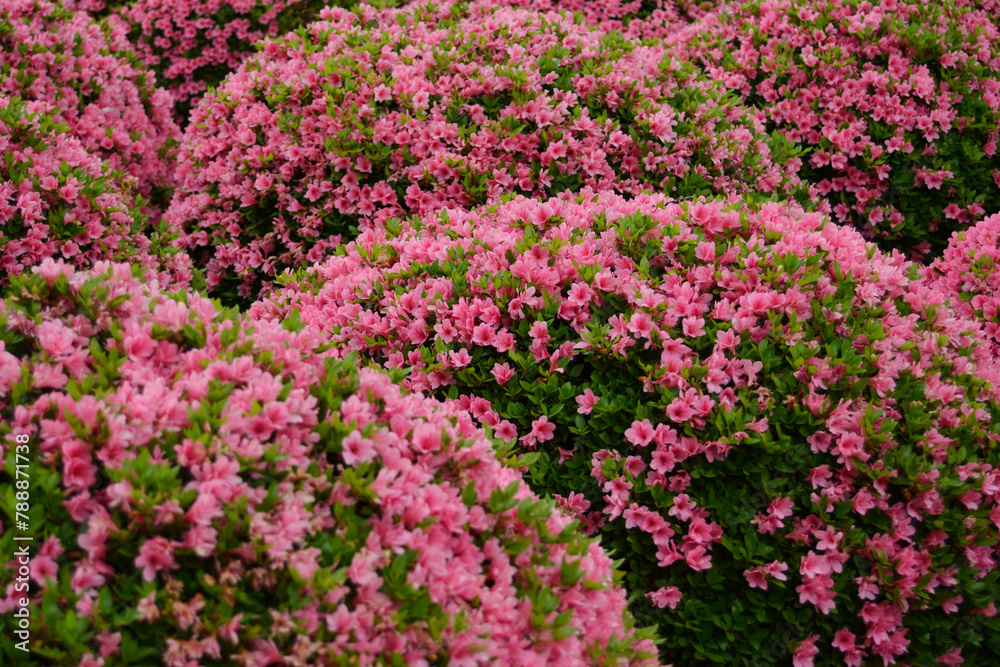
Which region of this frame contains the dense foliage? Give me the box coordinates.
[664,0,1000,260]
[252,190,1000,665]
[921,213,1000,358]
[165,0,806,305]
[0,95,192,288]
[493,0,687,40]
[0,261,657,665]
[100,0,335,122]
[2,1,1000,665]
[672,0,726,20]
[0,0,181,212]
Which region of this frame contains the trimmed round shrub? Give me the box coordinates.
[94,0,336,122]
[165,0,806,305]
[663,0,1000,261]
[0,0,181,210]
[0,261,658,666]
[251,190,1000,665]
[0,95,193,289]
[920,213,1000,357]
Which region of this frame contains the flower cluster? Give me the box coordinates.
[251,190,1000,665]
[96,0,331,121]
[665,0,1000,260]
[165,0,806,305]
[920,212,1000,357]
[0,262,658,666]
[0,0,181,211]
[0,95,193,289]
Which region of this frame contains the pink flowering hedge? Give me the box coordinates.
[0,0,181,213]
[0,95,194,289]
[493,0,687,41]
[251,191,1000,665]
[665,0,1000,261]
[672,0,724,20]
[920,213,1000,358]
[461,0,723,36]
[166,0,807,305]
[0,261,658,665]
[61,0,131,16]
[94,0,335,122]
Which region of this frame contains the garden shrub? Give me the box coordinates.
[0,95,193,290]
[94,0,338,123]
[165,0,806,305]
[673,0,725,20]
[251,190,1000,665]
[920,212,1000,359]
[62,0,132,17]
[0,0,181,213]
[664,0,1000,261]
[0,261,658,666]
[494,0,687,41]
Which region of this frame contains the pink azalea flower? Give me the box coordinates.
[763,560,789,581]
[186,494,222,526]
[669,494,696,521]
[937,648,964,666]
[792,635,820,667]
[135,537,177,582]
[342,431,377,464]
[449,348,473,368]
[682,316,706,337]
[576,388,600,414]
[744,566,768,590]
[624,419,655,447]
[623,455,646,477]
[37,320,77,357]
[529,415,556,443]
[769,496,795,519]
[627,312,654,339]
[471,324,497,346]
[288,547,321,582]
[495,420,517,441]
[528,320,549,341]
[684,546,712,571]
[646,586,683,609]
[491,362,515,386]
[797,574,837,615]
[666,398,695,423]
[604,476,632,503]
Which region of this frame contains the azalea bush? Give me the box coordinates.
[0,95,193,289]
[251,190,1000,665]
[166,0,807,305]
[61,0,132,16]
[0,0,181,212]
[920,212,1000,358]
[665,0,1000,261]
[0,261,658,665]
[96,0,335,122]
[494,0,687,40]
[673,0,725,20]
